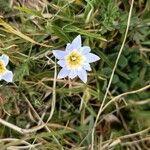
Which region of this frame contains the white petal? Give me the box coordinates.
[52,50,66,60]
[57,60,66,67]
[85,53,100,63]
[65,43,73,53]
[1,70,13,82]
[83,63,91,71]
[69,69,78,79]
[57,68,70,79]
[80,46,91,54]
[0,54,9,66]
[71,35,81,50]
[77,68,87,83]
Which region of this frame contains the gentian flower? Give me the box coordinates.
[52,35,100,83]
[0,54,13,82]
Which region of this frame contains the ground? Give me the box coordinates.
[0,0,150,150]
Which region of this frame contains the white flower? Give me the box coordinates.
[0,54,13,82]
[52,35,100,83]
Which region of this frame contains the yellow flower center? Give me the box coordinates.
[0,61,6,74]
[66,50,84,69]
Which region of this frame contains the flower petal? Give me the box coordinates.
[83,63,91,71]
[69,69,78,79]
[77,68,87,83]
[1,70,13,82]
[71,35,81,50]
[65,43,73,53]
[57,68,70,79]
[57,60,66,67]
[52,50,66,60]
[85,53,100,63]
[80,46,91,54]
[0,54,9,66]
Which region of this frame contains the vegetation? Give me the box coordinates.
[0,0,149,149]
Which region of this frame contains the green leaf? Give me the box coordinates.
[102,67,112,78]
[49,25,70,42]
[142,40,150,45]
[98,50,130,80]
[14,7,43,17]
[118,55,128,68]
[131,110,150,119]
[64,25,107,42]
[117,81,128,92]
[112,74,119,84]
[131,54,140,63]
[13,60,30,82]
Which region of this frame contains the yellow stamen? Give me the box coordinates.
[71,56,77,61]
[66,50,84,69]
[0,61,6,74]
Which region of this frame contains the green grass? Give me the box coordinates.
[0,0,150,149]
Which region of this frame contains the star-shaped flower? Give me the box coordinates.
[52,35,100,83]
[0,54,13,82]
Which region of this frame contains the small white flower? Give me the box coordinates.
[52,35,100,83]
[0,54,13,82]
